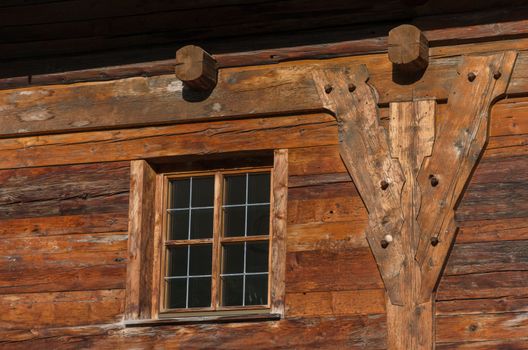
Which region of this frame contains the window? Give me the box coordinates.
[162,170,271,312]
[124,150,287,324]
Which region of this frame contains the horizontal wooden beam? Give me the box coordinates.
[1,50,527,139]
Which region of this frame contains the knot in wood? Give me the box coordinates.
[467,72,476,82]
[324,84,333,94]
[380,180,389,190]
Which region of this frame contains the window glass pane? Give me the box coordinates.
[189,244,212,276]
[224,175,246,205]
[222,275,243,306]
[223,206,245,237]
[167,246,188,277]
[245,274,268,306]
[188,277,211,308]
[166,279,187,309]
[222,243,244,274]
[248,173,270,204]
[190,208,213,239]
[191,176,214,207]
[247,205,269,236]
[168,210,189,240]
[246,242,269,273]
[170,179,190,209]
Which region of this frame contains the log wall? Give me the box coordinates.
[0,72,527,349]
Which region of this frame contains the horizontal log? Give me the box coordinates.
[437,271,528,300]
[287,220,368,252]
[286,289,385,317]
[491,96,528,137]
[444,240,528,275]
[485,134,528,158]
[0,213,128,239]
[0,289,124,330]
[0,232,127,294]
[436,312,528,343]
[456,218,528,243]
[0,315,387,349]
[456,182,528,222]
[0,162,130,220]
[288,190,367,226]
[286,247,383,293]
[436,296,528,316]
[288,145,346,176]
[2,49,528,138]
[0,114,337,170]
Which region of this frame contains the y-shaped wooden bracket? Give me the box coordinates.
[313,51,517,349]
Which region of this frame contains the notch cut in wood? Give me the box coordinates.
[313,50,517,349]
[175,45,218,91]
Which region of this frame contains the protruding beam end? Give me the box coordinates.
[175,45,218,91]
[388,24,429,75]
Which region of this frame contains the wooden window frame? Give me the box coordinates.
[124,149,288,325]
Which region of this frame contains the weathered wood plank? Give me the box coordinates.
[125,160,157,320]
[437,271,528,300]
[288,190,367,226]
[0,315,387,349]
[286,289,385,317]
[436,312,528,343]
[0,162,130,220]
[0,232,127,294]
[0,289,124,330]
[456,182,528,221]
[287,221,368,252]
[0,114,336,170]
[0,213,128,239]
[437,296,528,316]
[3,49,528,138]
[456,218,528,243]
[444,240,528,276]
[285,247,383,293]
[288,145,346,176]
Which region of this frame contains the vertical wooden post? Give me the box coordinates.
[125,160,157,320]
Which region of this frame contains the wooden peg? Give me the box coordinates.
[388,24,429,74]
[175,45,218,91]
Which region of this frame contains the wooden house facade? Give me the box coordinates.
[0,1,527,349]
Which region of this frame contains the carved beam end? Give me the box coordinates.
[388,24,429,75]
[175,45,218,91]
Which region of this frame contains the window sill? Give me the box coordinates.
[124,312,281,327]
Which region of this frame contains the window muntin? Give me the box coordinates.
[162,169,271,313]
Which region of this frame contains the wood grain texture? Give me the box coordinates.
[0,162,130,220]
[0,114,336,170]
[0,315,386,349]
[313,65,406,306]
[0,213,128,239]
[125,160,157,320]
[3,50,528,138]
[270,149,288,315]
[286,289,385,317]
[0,289,124,330]
[0,232,127,294]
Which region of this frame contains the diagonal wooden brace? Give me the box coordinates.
[313,51,517,349]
